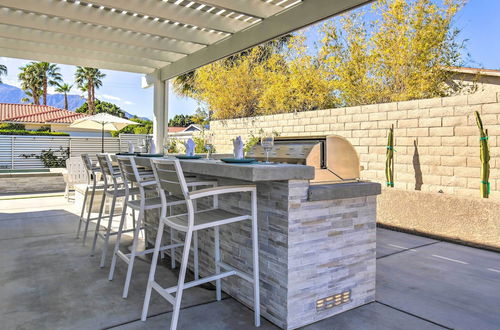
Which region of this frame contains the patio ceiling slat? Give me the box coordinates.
[87,0,252,34]
[0,23,184,63]
[0,0,224,45]
[196,0,286,18]
[0,36,167,70]
[0,8,202,55]
[0,47,153,74]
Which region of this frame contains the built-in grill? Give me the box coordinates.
[247,135,361,183]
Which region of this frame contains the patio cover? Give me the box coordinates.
[0,0,372,144]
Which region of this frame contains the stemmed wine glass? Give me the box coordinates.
[162,136,171,156]
[205,133,214,159]
[261,134,274,163]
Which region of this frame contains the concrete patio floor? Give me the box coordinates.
[1,194,499,330]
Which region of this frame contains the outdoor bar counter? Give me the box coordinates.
[134,156,381,330]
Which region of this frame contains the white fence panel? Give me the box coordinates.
[0,134,151,170]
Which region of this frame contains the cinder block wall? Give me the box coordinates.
[211,91,500,198]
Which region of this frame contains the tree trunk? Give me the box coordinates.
[32,88,40,105]
[43,78,47,105]
[64,93,68,110]
[87,80,93,114]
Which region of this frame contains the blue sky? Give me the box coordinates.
[1,0,498,120]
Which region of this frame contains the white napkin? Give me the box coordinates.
[233,136,244,159]
[149,140,156,154]
[127,141,134,153]
[185,138,195,156]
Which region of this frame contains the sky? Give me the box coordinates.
[0,0,498,120]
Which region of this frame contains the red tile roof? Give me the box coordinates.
[168,126,186,133]
[0,103,88,124]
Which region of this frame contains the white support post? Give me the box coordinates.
[153,78,168,150]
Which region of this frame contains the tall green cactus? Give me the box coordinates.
[385,124,394,187]
[474,111,490,198]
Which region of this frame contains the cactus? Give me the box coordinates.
[385,124,394,187]
[474,111,490,198]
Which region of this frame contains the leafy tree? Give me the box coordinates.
[55,82,72,110]
[168,114,196,127]
[172,0,465,117]
[76,99,126,117]
[75,67,106,114]
[111,116,153,137]
[18,62,62,105]
[173,35,292,99]
[0,64,6,83]
[320,0,465,105]
[191,107,210,126]
[18,63,42,105]
[34,62,62,105]
[257,34,336,114]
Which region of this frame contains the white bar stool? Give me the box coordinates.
[141,158,260,330]
[75,154,104,245]
[109,156,219,298]
[91,153,140,268]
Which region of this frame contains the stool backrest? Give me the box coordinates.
[65,157,88,185]
[96,153,119,187]
[116,156,140,185]
[151,158,190,200]
[81,154,94,172]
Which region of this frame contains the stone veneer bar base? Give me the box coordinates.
[144,177,378,329]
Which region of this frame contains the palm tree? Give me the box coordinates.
[0,64,7,84]
[75,67,106,114]
[55,83,73,110]
[34,62,62,105]
[18,63,42,105]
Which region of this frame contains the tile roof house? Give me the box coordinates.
[0,103,102,136]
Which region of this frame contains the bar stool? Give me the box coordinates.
[141,158,260,330]
[91,153,141,268]
[75,154,104,245]
[109,156,219,298]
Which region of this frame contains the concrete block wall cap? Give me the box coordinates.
[380,187,500,202]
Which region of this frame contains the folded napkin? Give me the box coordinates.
[149,140,156,154]
[127,141,134,153]
[233,136,244,159]
[185,138,195,156]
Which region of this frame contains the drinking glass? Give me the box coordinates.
[205,134,214,159]
[261,135,274,163]
[162,136,171,156]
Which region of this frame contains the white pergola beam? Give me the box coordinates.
[0,23,184,63]
[88,0,251,33]
[0,8,202,55]
[0,36,163,71]
[197,0,284,18]
[0,24,180,64]
[0,0,223,45]
[159,0,372,80]
[0,47,152,74]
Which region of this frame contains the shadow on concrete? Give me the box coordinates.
[413,140,423,190]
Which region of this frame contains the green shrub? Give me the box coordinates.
[20,147,70,168]
[0,130,69,136]
[0,123,26,130]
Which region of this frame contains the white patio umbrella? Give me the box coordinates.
[70,113,139,152]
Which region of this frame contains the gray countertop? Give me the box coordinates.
[131,156,315,182]
[308,181,382,201]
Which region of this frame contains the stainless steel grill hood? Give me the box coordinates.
[247,135,361,183]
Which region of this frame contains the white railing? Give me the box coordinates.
[0,134,150,170]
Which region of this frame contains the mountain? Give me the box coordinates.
[0,83,85,110]
[0,83,150,120]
